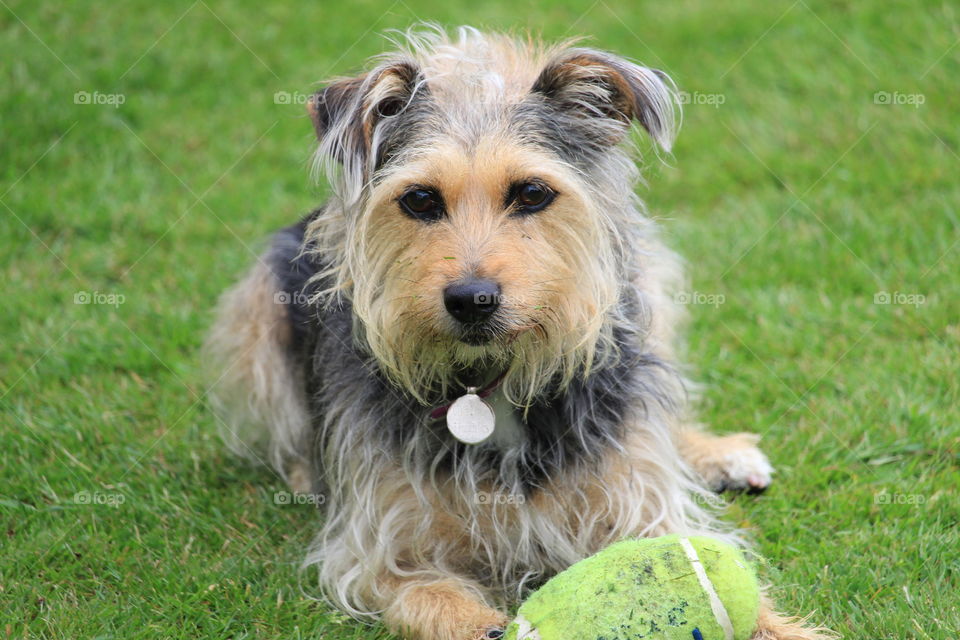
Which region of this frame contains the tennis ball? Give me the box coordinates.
[504,535,760,640]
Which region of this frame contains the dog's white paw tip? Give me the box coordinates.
[710,444,775,494]
[745,473,771,493]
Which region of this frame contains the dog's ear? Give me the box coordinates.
[307,59,422,198]
[532,49,678,151]
[306,74,366,145]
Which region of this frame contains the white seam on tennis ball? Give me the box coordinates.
[679,537,734,640]
[513,614,541,640]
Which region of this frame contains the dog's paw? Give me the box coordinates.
[693,433,774,494]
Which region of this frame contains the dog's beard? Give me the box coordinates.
[357,307,613,408]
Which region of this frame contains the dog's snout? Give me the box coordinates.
[443,279,501,324]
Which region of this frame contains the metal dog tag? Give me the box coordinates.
[446,387,495,444]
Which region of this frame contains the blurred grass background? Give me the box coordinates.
[1,0,958,637]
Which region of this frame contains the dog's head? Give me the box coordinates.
[305,27,679,405]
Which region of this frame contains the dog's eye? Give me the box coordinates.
[399,188,444,222]
[510,182,555,214]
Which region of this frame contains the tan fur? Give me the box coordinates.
[382,576,508,640]
[754,594,839,640]
[204,260,309,478]
[341,137,619,407]
[287,460,313,494]
[207,27,831,640]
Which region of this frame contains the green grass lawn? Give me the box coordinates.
[2,0,957,637]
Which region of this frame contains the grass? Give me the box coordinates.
[1,0,957,637]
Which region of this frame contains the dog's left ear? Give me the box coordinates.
[533,49,678,151]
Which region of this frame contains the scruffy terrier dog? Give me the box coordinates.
[207,27,828,640]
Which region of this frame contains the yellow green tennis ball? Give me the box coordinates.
[504,535,760,640]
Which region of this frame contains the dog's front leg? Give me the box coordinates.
[381,572,509,640]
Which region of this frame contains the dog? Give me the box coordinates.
[206,26,829,640]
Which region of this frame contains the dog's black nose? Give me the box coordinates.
[443,279,501,324]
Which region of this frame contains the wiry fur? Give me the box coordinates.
[305,27,678,409]
[204,259,309,478]
[206,26,831,640]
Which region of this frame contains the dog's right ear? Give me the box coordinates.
[307,75,366,148]
[307,59,421,180]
